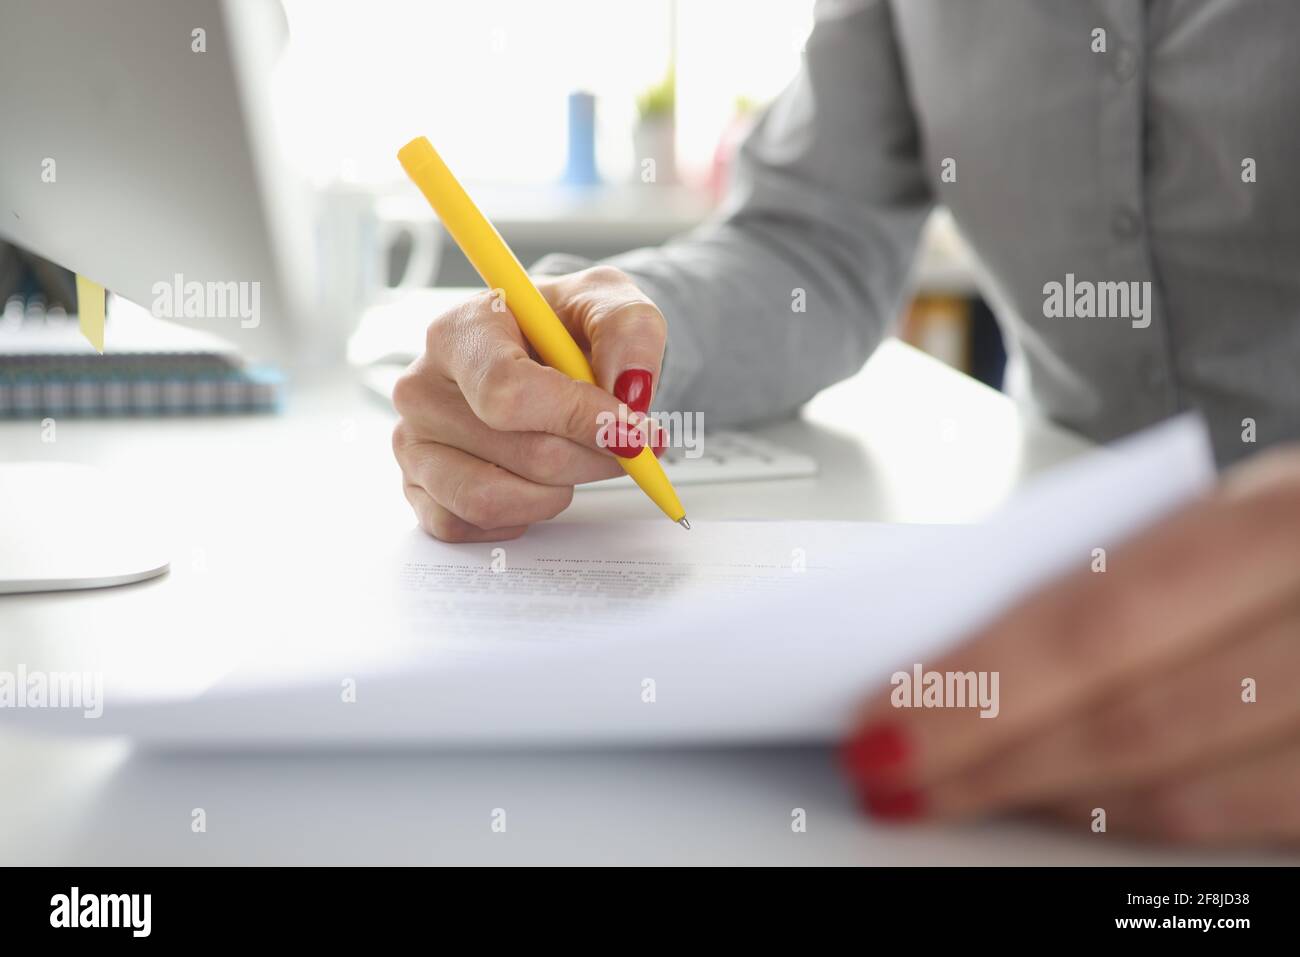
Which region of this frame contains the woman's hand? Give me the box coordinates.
[392,266,666,542]
[843,447,1300,846]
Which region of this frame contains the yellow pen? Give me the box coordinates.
[397,135,689,529]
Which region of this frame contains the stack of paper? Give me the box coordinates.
[3,415,1214,747]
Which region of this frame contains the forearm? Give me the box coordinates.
[601,201,929,426]
[540,0,932,425]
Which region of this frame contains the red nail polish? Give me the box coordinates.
[613,369,653,414]
[841,723,911,785]
[610,413,648,458]
[860,788,926,823]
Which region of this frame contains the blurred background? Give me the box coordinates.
[274,0,1001,387]
[0,0,1002,409]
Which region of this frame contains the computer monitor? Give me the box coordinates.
[0,0,319,593]
[0,0,314,360]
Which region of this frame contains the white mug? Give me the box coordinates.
[312,181,441,362]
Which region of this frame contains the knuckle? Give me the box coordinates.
[402,481,423,512]
[428,508,471,543]
[423,310,453,356]
[473,358,526,430]
[423,299,489,366]
[542,485,575,520]
[405,484,448,541]
[391,421,417,459]
[598,300,667,342]
[524,434,578,479]
[449,473,502,528]
[390,368,425,416]
[562,393,598,444]
[578,264,629,288]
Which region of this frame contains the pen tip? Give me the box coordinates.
[678,517,691,530]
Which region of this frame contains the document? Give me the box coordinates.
[2,415,1215,747]
[394,519,956,649]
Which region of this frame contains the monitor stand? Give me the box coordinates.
[0,462,170,594]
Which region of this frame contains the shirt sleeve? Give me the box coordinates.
[537,0,933,426]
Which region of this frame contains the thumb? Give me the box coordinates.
[587,299,667,414]
[545,267,667,413]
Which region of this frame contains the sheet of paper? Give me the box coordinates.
[393,519,956,651]
[5,414,1215,747]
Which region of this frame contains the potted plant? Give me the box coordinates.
[633,68,677,185]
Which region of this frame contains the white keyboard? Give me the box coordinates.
[589,429,817,488]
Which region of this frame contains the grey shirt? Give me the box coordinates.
[541,0,1300,464]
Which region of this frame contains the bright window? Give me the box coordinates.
[273,0,813,188]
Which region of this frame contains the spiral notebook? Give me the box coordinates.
[0,294,283,417]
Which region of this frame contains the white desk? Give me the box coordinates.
[0,340,1280,865]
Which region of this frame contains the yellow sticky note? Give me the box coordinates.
[76,274,105,353]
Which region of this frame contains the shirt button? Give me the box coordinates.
[1115,46,1137,81]
[1111,207,1141,238]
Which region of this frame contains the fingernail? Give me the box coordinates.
[610,411,648,458]
[859,787,927,823]
[642,418,668,458]
[840,722,911,786]
[613,369,653,414]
